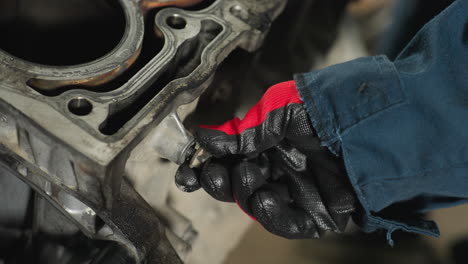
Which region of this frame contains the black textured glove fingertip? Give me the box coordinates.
[175,163,201,192]
[200,161,235,202]
[250,189,321,239]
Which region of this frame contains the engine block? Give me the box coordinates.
[0,0,287,263]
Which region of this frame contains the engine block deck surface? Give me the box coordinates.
[0,0,286,262]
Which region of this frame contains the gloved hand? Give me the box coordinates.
[176,81,356,239]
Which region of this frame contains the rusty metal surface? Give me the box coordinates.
[26,0,208,91]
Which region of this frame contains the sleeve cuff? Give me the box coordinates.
[294,55,440,243]
[294,55,405,155]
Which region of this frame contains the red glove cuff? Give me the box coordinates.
[200,81,302,135]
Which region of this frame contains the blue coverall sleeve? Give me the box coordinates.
[294,0,468,241]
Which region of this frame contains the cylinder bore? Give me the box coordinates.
[0,0,126,66]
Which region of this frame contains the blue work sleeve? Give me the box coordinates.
[294,0,468,242]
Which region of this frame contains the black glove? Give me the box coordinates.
[176,81,356,239]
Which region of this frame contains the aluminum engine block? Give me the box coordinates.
[0,0,287,263]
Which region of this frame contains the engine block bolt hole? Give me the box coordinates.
[166,15,187,29]
[68,98,93,116]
